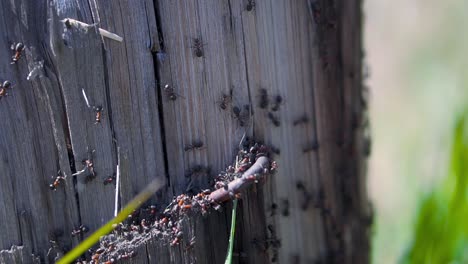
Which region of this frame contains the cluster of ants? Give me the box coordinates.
[84,143,276,263]
[257,87,319,154]
[0,42,25,100]
[163,83,317,154]
[49,149,102,192]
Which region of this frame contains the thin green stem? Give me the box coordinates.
[225,199,238,264]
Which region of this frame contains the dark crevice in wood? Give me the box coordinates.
[144,242,151,264]
[238,2,255,133]
[143,0,156,52]
[227,0,235,32]
[46,49,83,230]
[153,0,165,50]
[85,0,95,24]
[152,0,170,188]
[101,43,118,166]
[14,214,24,252]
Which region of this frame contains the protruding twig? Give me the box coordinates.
[62,18,123,42]
[210,156,270,203]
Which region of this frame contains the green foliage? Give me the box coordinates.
[401,114,468,263]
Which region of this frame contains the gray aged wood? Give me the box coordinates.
[0,0,371,263]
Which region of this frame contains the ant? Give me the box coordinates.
[296,181,312,210]
[185,236,196,251]
[82,149,96,178]
[184,140,204,151]
[49,171,66,191]
[191,37,205,57]
[71,225,89,237]
[217,89,233,110]
[270,203,278,216]
[81,89,103,124]
[303,140,319,153]
[232,105,251,127]
[11,42,25,64]
[0,80,12,100]
[92,105,103,124]
[270,95,283,112]
[163,84,184,101]
[246,0,256,11]
[232,106,241,117]
[293,114,309,126]
[267,112,280,127]
[103,174,116,185]
[280,199,289,216]
[185,164,211,178]
[258,88,269,109]
[269,145,280,155]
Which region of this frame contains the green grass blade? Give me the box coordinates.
[225,199,238,264]
[57,178,165,264]
[402,114,468,263]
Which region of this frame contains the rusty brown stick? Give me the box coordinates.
[209,156,270,203]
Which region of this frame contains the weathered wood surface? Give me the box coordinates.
[0,0,371,263]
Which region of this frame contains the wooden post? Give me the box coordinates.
[0,0,371,263]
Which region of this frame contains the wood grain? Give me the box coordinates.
[0,0,370,263]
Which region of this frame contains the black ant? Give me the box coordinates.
[184,140,204,151]
[0,81,12,100]
[269,145,280,155]
[92,105,103,124]
[293,114,309,126]
[232,105,251,127]
[267,112,280,127]
[185,165,211,178]
[71,225,89,237]
[185,236,196,251]
[258,88,269,109]
[163,84,184,101]
[103,174,116,185]
[49,171,66,191]
[246,0,256,11]
[191,37,205,57]
[270,203,278,216]
[11,42,25,64]
[270,95,283,112]
[296,181,312,210]
[233,106,241,117]
[217,89,233,110]
[303,140,319,152]
[280,199,289,216]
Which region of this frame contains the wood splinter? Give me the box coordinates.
[61,18,123,42]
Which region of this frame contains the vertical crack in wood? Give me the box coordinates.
[152,0,170,187]
[48,3,84,231]
[237,0,255,133]
[101,43,118,167]
[153,0,165,51]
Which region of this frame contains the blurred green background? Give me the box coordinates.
[364,0,468,263]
